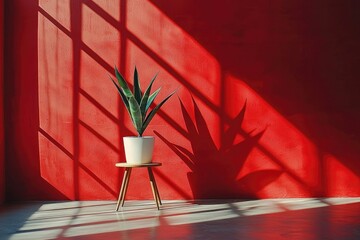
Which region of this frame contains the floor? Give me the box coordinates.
[0,198,359,240]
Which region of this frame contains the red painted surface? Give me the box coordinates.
[0,0,4,204]
[4,0,360,200]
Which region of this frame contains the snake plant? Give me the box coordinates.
[110,66,175,137]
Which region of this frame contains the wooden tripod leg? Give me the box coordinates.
[116,167,130,211]
[151,170,162,205]
[116,170,127,211]
[148,167,161,209]
[121,168,132,207]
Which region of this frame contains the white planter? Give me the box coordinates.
[123,136,154,164]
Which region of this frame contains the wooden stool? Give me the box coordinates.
[115,162,162,211]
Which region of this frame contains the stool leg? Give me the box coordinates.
[147,167,161,209]
[116,167,130,211]
[152,171,162,205]
[121,168,132,207]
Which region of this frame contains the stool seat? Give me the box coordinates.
[115,162,162,168]
[115,161,162,211]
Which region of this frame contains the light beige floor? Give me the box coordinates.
[1,198,359,239]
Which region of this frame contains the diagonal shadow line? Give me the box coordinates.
[79,88,120,124]
[152,104,190,138]
[78,161,117,197]
[154,130,194,170]
[152,168,191,199]
[83,0,121,27]
[237,127,314,194]
[39,127,117,196]
[125,30,222,114]
[39,128,74,159]
[78,120,120,153]
[80,42,114,75]
[38,6,72,38]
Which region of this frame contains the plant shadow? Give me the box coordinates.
[155,97,283,199]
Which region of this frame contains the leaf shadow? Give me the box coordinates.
[155,97,283,199]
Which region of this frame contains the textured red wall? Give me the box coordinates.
[0,0,4,204]
[4,0,360,200]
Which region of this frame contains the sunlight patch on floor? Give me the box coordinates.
[2,198,359,239]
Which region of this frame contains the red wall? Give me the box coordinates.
[0,0,4,204]
[4,0,360,200]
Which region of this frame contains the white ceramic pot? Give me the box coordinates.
[123,136,154,164]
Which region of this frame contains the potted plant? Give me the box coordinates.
[110,66,175,164]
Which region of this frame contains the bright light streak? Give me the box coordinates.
[63,218,159,237]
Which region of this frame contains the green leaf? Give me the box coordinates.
[145,88,161,114]
[115,66,133,98]
[128,95,143,136]
[142,90,176,133]
[139,73,158,119]
[110,66,176,137]
[133,66,142,104]
[109,75,131,116]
